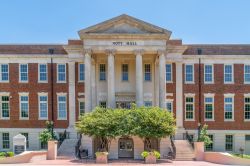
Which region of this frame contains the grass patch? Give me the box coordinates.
[232,153,250,159]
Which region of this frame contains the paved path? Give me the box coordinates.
[0,154,229,166]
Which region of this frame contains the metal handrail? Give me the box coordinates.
[170,136,176,159]
[185,131,194,148]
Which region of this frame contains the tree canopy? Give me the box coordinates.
[75,106,176,151]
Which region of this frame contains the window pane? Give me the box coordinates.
[205,65,213,82]
[185,65,193,82]
[1,64,9,81]
[2,133,9,149]
[122,64,129,81]
[144,64,151,81]
[99,64,106,81]
[58,64,66,81]
[166,64,172,82]
[79,64,85,81]
[39,64,47,81]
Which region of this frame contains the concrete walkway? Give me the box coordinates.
[0,155,229,166]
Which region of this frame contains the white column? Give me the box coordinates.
[176,62,183,128]
[154,61,159,107]
[84,49,92,112]
[106,49,116,108]
[91,61,97,109]
[68,61,76,128]
[158,50,166,108]
[135,49,144,107]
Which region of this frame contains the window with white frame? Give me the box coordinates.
[166,64,172,82]
[99,101,106,108]
[224,95,234,120]
[244,96,250,120]
[204,95,214,120]
[57,64,66,82]
[166,100,173,112]
[144,101,152,107]
[99,64,106,81]
[21,133,29,149]
[57,94,67,120]
[1,96,10,119]
[224,64,233,83]
[204,64,213,83]
[144,64,151,81]
[79,101,85,116]
[185,64,194,83]
[79,63,85,82]
[205,134,214,151]
[225,135,233,151]
[0,64,9,82]
[122,64,129,81]
[39,64,47,82]
[39,94,48,119]
[19,64,28,82]
[185,95,194,120]
[20,94,29,119]
[244,65,250,83]
[2,133,9,149]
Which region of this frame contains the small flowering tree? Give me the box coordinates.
[39,121,57,146]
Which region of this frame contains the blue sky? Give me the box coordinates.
[0,0,249,44]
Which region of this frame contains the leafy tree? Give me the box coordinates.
[75,107,132,152]
[132,106,176,151]
[39,121,57,145]
[197,124,212,146]
[75,106,176,152]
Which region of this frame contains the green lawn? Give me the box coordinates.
[232,153,250,159]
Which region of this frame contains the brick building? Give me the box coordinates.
[1,14,250,158]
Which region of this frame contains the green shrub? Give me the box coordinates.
[95,151,108,157]
[6,152,14,157]
[141,150,160,159]
[0,152,14,157]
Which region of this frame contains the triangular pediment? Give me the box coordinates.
[78,14,171,39]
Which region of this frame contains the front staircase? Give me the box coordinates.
[174,140,195,161]
[57,139,78,159]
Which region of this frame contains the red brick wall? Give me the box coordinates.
[0,63,69,128]
[183,64,250,130]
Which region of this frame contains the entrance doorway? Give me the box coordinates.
[118,138,134,158]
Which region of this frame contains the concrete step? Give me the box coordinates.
[57,138,78,159]
[174,140,195,161]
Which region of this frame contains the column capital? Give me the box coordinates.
[83,49,92,55]
[105,49,116,55]
[157,49,167,56]
[134,49,144,55]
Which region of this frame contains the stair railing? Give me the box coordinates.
[185,131,194,148]
[170,136,176,159]
[75,134,82,158]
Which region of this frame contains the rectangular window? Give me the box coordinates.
[205,135,214,151]
[225,135,233,151]
[144,64,151,81]
[166,64,172,82]
[1,96,10,119]
[204,64,213,83]
[99,101,106,108]
[0,64,9,82]
[244,97,250,120]
[20,95,29,119]
[204,96,214,120]
[40,141,47,149]
[79,63,85,82]
[185,96,194,120]
[39,95,48,120]
[99,64,106,81]
[122,64,129,81]
[185,64,194,83]
[57,64,66,82]
[19,64,28,82]
[79,101,85,116]
[244,65,250,83]
[166,101,173,112]
[2,133,9,149]
[21,133,29,149]
[39,64,47,82]
[224,64,233,83]
[224,96,234,120]
[144,101,152,107]
[57,95,67,120]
